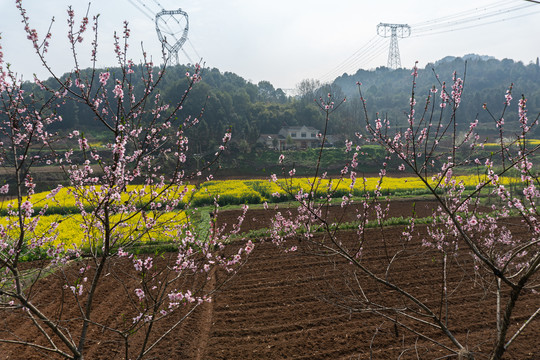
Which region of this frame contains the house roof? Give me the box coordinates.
[280,125,319,132]
[258,134,287,141]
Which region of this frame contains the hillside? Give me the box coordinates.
[16,55,540,148]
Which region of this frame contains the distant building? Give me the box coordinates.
[258,126,326,151]
[257,134,284,150]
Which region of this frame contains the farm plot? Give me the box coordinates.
[189,206,539,360]
[0,202,538,359]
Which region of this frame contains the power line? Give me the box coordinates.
[151,0,165,9]
[133,0,158,18]
[187,38,201,60]
[412,2,535,35]
[319,0,539,83]
[360,38,390,67]
[411,8,540,38]
[319,37,388,83]
[181,48,193,64]
[126,0,154,21]
[347,38,389,71]
[319,35,378,80]
[409,0,510,28]
[319,37,391,83]
[125,0,200,65]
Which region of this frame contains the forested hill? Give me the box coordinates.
[27,55,540,153]
[333,55,540,136]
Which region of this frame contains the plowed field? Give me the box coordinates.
[1,201,538,359]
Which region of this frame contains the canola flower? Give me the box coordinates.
[483,138,540,148]
[273,174,521,199]
[1,174,525,252]
[0,211,187,252]
[191,180,263,206]
[1,175,524,212]
[1,184,195,215]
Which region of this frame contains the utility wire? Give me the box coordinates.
[126,0,198,64]
[412,2,535,35]
[361,39,391,67]
[320,37,388,83]
[126,0,154,21]
[187,38,201,60]
[410,0,510,27]
[411,8,540,38]
[319,0,539,83]
[320,38,389,83]
[129,0,183,43]
[151,0,165,10]
[181,48,194,64]
[133,0,158,18]
[343,38,389,74]
[319,35,379,80]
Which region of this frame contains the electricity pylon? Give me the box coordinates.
[377,23,411,69]
[155,9,189,65]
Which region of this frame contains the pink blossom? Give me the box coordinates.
[133,258,143,271]
[113,84,124,99]
[222,132,232,143]
[345,140,353,152]
[75,78,85,89]
[135,288,145,301]
[21,200,34,216]
[132,313,143,323]
[504,87,513,105]
[245,240,254,254]
[99,72,110,86]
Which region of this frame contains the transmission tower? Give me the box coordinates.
[376,23,411,69]
[155,9,190,65]
[126,1,195,64]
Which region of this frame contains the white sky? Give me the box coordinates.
[1,0,539,90]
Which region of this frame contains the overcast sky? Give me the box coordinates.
[1,0,539,90]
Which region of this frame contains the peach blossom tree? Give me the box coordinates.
[270,63,539,360]
[0,2,252,359]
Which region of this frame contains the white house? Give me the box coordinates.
[258,126,321,150]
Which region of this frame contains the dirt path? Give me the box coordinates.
[193,267,216,360]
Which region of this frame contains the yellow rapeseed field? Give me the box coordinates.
[483,138,540,148]
[0,211,187,251]
[0,175,523,251]
[1,175,521,212]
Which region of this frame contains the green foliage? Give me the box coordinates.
[334,56,540,137]
[16,56,540,173]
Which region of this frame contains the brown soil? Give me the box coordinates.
[1,201,538,359]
